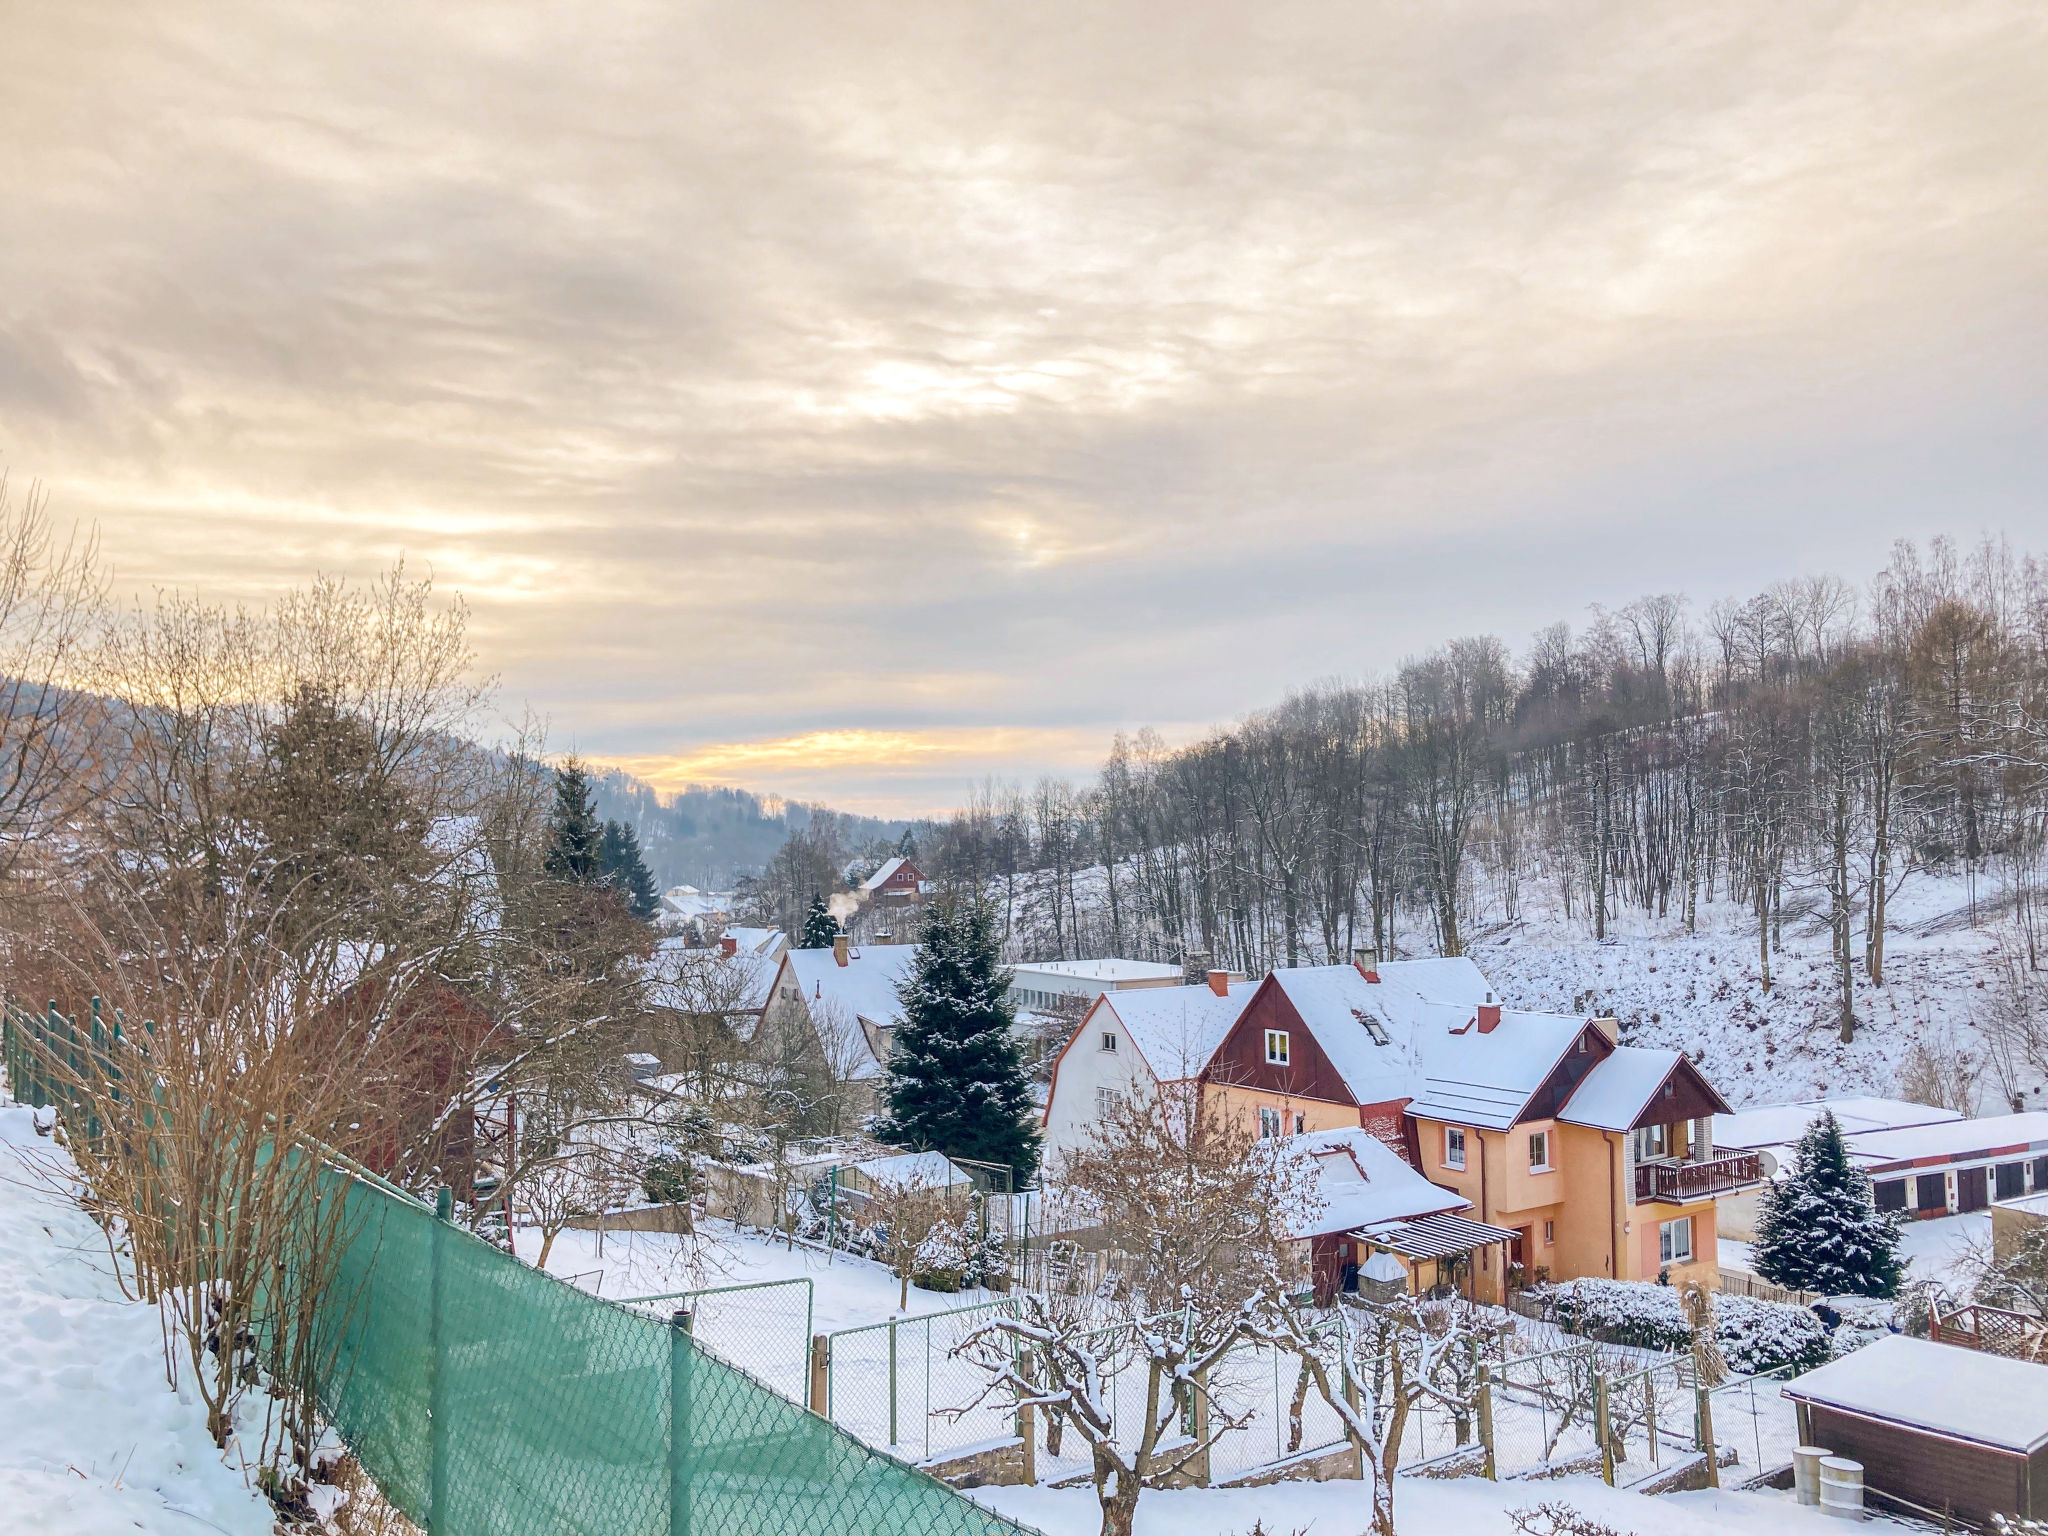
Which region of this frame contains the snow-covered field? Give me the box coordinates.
[0,1106,274,1536]
[1723,1210,1991,1298]
[972,1469,1922,1536]
[1471,872,2031,1110]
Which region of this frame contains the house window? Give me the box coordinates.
[1100,1030,1118,1053]
[1444,1126,1467,1171]
[1543,1220,1555,1245]
[1632,1124,1669,1162]
[1095,1087,1125,1118]
[1658,1217,1693,1265]
[1259,1106,1283,1140]
[1264,1030,1290,1066]
[1528,1131,1550,1172]
[1293,1112,1306,1135]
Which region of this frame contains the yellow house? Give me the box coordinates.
[1194,956,1758,1303]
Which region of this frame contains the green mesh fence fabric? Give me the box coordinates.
[316,1164,1042,1536]
[6,998,1040,1536]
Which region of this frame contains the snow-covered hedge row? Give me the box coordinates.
[1539,1279,1832,1374]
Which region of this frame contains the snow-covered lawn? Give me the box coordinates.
[512,1216,1011,1330]
[972,1470,1921,1536]
[0,1107,274,1536]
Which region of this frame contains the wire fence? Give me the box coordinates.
[620,1277,815,1407]
[826,1300,1026,1462]
[4,995,1044,1536]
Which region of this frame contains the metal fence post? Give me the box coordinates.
[1476,1361,1496,1480]
[1595,1370,1614,1486]
[669,1308,694,1536]
[1190,1362,1211,1487]
[429,1185,453,1531]
[888,1317,899,1447]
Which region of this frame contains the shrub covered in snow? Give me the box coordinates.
[1712,1292,1832,1374]
[1539,1278,1831,1373]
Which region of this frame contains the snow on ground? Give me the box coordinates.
[1471,873,2033,1111]
[971,1470,1920,1536]
[0,1106,274,1536]
[512,1216,1010,1330]
[1721,1209,1990,1295]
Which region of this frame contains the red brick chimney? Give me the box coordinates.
[833,934,850,967]
[720,935,738,957]
[1207,970,1230,998]
[1477,1003,1501,1033]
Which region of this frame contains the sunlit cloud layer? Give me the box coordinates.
[3,2,2045,814]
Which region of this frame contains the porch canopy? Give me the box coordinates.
[1349,1211,1519,1260]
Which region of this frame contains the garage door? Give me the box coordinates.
[1958,1165,1989,1213]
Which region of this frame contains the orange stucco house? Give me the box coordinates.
[1196,954,1758,1303]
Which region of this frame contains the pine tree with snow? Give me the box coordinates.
[799,894,837,949]
[880,899,1040,1181]
[1752,1110,1904,1298]
[543,758,604,884]
[598,819,660,921]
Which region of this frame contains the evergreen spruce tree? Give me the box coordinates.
[1752,1111,1904,1297]
[543,759,603,883]
[598,819,660,921]
[799,894,837,950]
[881,899,1040,1181]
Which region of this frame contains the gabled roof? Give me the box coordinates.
[862,856,912,891]
[1095,980,1253,1083]
[1281,1127,1470,1239]
[1556,1046,1732,1132]
[779,943,922,1080]
[1409,1009,1591,1132]
[1713,1096,1962,1152]
[1265,964,1426,1106]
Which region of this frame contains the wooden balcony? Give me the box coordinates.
[1633,1151,1763,1205]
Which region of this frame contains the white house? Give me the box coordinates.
[1039,973,1253,1172]
[757,936,923,1110]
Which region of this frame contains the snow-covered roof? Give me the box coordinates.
[1782,1334,2048,1452]
[781,943,923,1080]
[644,936,780,1016]
[1713,1097,1962,1152]
[1556,1046,1688,1132]
[1011,958,1186,984]
[1410,1009,1589,1132]
[1848,1111,2048,1171]
[2002,1189,2048,1217]
[722,926,786,956]
[847,1151,972,1191]
[1268,964,1428,1106]
[1282,1127,1470,1239]
[862,856,909,891]
[1093,981,1253,1083]
[660,885,729,919]
[1267,960,1597,1130]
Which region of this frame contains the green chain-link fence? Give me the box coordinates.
[5,996,1043,1536]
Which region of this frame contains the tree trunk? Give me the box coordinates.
[537,1226,558,1268]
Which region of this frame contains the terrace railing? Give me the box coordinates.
[1633,1151,1762,1206]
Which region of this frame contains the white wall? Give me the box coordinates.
[1040,1001,1161,1176]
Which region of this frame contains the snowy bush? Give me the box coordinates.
[1541,1278,1831,1373]
[1712,1293,1832,1374]
[1543,1279,1690,1352]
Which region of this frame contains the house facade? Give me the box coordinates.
[755,935,923,1122]
[1067,952,1757,1303]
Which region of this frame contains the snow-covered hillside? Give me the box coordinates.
[0,1107,274,1536]
[1470,873,2031,1111]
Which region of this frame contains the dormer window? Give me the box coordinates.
[1352,1009,1389,1046]
[1264,1030,1290,1066]
[1100,1030,1118,1053]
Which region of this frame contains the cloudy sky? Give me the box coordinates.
[4,3,2044,813]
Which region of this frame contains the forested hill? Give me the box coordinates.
[588,768,907,891]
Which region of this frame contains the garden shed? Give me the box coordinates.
[1780,1335,2048,1525]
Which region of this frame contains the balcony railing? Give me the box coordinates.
[1633,1151,1763,1205]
